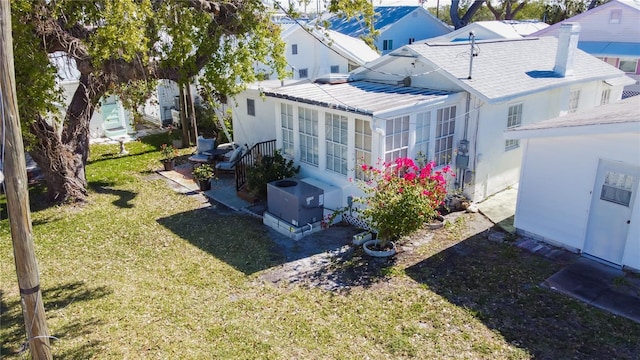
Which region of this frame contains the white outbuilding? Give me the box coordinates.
[506,96,640,270]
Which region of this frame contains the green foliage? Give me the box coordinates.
[194,103,230,141]
[246,149,300,199]
[159,143,177,161]
[192,164,215,181]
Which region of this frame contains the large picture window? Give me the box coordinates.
[325,113,348,175]
[280,104,294,156]
[355,118,372,180]
[299,107,319,166]
[435,106,456,166]
[384,115,409,163]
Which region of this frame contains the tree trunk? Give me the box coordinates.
[450,0,486,30]
[29,74,101,203]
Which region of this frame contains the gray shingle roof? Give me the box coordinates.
[263,80,453,116]
[407,37,631,103]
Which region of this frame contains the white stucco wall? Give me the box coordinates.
[376,9,450,54]
[231,88,278,147]
[466,80,623,202]
[515,131,640,270]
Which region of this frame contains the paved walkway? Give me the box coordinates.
[477,184,518,234]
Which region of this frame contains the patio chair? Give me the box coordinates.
[188,136,217,164]
[215,145,246,173]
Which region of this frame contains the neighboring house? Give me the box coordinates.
[427,20,549,42]
[255,22,380,81]
[530,0,640,98]
[505,96,640,270]
[322,6,451,54]
[52,53,180,139]
[232,23,632,216]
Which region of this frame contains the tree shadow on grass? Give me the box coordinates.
[157,207,361,276]
[405,232,640,359]
[1,282,110,358]
[89,181,136,208]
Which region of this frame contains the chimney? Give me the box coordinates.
[554,23,581,77]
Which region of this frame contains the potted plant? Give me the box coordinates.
[160,143,178,171]
[192,164,215,191]
[352,158,452,257]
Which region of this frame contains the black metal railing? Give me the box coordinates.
[235,139,276,190]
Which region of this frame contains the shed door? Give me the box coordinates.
[583,160,639,266]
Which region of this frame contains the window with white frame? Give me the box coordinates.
[299,107,319,166]
[330,65,340,73]
[569,90,580,113]
[619,58,638,73]
[384,115,409,163]
[609,9,622,24]
[247,98,255,116]
[355,118,372,180]
[298,68,308,78]
[505,103,523,151]
[292,44,298,55]
[415,111,431,162]
[435,106,456,166]
[281,104,294,156]
[601,88,611,105]
[383,39,393,51]
[325,113,348,175]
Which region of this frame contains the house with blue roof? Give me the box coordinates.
[321,6,451,54]
[230,23,632,230]
[531,0,640,98]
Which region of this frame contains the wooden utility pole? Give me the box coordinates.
[0,1,52,359]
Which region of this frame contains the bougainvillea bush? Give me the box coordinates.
[351,157,452,245]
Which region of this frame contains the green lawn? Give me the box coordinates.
[1,133,639,359]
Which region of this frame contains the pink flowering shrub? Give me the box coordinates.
[353,157,452,245]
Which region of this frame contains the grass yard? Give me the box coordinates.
[1,133,639,359]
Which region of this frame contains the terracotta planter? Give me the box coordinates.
[363,239,396,257]
[162,159,175,171]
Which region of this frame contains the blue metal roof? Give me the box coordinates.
[578,41,640,57]
[326,6,419,38]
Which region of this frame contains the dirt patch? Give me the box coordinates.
[259,211,496,291]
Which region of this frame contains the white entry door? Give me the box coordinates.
[583,160,639,266]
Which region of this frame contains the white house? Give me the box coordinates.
[427,20,549,42]
[505,96,640,270]
[530,0,640,98]
[232,23,632,215]
[255,22,380,81]
[322,6,451,54]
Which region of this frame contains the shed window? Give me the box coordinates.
[383,39,393,51]
[330,65,340,73]
[600,171,634,207]
[298,68,308,78]
[609,9,622,24]
[292,44,298,55]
